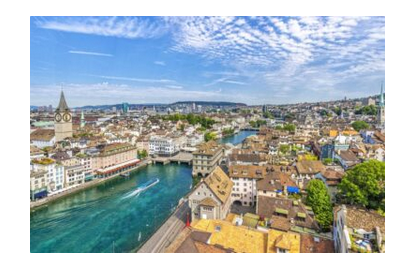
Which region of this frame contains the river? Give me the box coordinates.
[218,130,257,145]
[30,130,257,253]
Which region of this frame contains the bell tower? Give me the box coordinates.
[377,81,385,127]
[54,91,73,141]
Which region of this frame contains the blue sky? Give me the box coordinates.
[30,16,385,107]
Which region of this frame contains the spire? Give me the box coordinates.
[57,90,69,112]
[379,81,385,107]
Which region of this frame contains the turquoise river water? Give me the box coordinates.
[30,130,257,253]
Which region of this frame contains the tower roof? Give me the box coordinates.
[379,81,385,107]
[56,91,69,112]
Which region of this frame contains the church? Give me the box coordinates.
[54,91,73,142]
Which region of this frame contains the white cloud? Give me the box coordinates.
[68,50,113,57]
[36,17,168,39]
[154,61,166,66]
[91,75,175,84]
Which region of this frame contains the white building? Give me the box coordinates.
[149,136,180,156]
[64,164,85,187]
[31,158,64,192]
[228,165,264,206]
[187,134,204,147]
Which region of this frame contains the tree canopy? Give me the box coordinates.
[306,179,333,231]
[338,160,385,211]
[204,132,217,142]
[352,120,369,131]
[355,105,377,116]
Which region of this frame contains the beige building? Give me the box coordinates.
[54,91,73,142]
[91,143,137,171]
[188,167,233,221]
[30,170,48,200]
[192,141,223,177]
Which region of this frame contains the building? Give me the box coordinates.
[267,229,301,253]
[191,219,267,253]
[335,150,361,170]
[30,129,56,148]
[256,171,298,198]
[333,205,385,253]
[31,157,64,192]
[30,170,48,200]
[295,160,325,180]
[122,102,129,114]
[188,167,233,221]
[192,141,223,177]
[54,91,73,142]
[377,82,385,127]
[256,195,319,232]
[229,165,266,206]
[91,143,137,170]
[64,164,85,187]
[149,135,180,156]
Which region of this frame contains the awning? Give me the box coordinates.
[34,190,48,198]
[287,186,299,193]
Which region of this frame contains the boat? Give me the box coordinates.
[122,178,160,199]
[120,173,130,178]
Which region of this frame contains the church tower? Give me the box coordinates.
[54,91,73,141]
[377,81,385,127]
[80,110,85,129]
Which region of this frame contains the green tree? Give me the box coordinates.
[263,111,274,119]
[279,144,290,154]
[338,160,385,211]
[323,158,333,165]
[306,179,333,231]
[283,123,296,133]
[352,121,369,131]
[204,132,217,142]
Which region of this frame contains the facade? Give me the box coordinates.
[377,83,385,127]
[188,167,233,221]
[91,143,137,172]
[229,165,266,206]
[31,158,64,192]
[54,91,73,142]
[30,129,56,148]
[333,205,385,253]
[192,141,223,177]
[64,164,85,187]
[149,136,180,156]
[30,170,48,200]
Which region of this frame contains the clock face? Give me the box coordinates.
[55,113,62,122]
[63,112,72,122]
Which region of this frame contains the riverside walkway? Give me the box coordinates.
[138,200,190,253]
[30,160,150,209]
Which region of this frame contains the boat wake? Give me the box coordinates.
[122,178,159,199]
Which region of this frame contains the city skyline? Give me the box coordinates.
[31,16,385,106]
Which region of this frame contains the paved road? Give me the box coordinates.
[138,201,190,253]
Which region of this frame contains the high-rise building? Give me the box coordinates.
[54,91,73,142]
[122,102,129,114]
[377,82,385,127]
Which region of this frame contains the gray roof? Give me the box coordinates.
[56,91,69,112]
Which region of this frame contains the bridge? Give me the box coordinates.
[151,152,193,165]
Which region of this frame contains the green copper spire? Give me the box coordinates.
[379,81,384,107]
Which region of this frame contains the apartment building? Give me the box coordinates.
[192,141,223,177]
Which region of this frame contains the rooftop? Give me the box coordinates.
[203,166,233,204]
[191,219,267,253]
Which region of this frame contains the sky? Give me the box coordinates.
[30,16,385,107]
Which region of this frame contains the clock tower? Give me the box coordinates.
[54,91,73,141]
